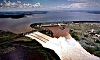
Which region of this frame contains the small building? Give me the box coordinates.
[87,29,98,36]
[95,34,100,38]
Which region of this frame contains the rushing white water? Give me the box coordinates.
[25,32,100,60]
[42,37,100,60]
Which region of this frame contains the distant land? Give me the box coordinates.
[0,11,48,19]
[0,10,100,34]
[0,10,100,19]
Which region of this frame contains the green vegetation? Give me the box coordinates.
[14,40,59,60]
[97,31,100,34]
[0,22,100,59]
[0,30,33,43]
[0,30,18,43]
[0,30,59,60]
[70,29,80,41]
[30,22,100,57]
[31,24,53,37]
[68,23,100,57]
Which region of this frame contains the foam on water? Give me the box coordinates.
[25,32,100,60]
[41,37,100,60]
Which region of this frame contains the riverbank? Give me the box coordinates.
[0,21,100,59]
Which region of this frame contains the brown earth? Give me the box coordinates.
[43,26,70,38]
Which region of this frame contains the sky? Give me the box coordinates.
[0,0,100,11]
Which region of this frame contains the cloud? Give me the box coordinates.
[68,0,100,3]
[5,1,11,7]
[0,3,3,7]
[58,4,67,9]
[17,1,21,4]
[58,3,86,9]
[4,0,7,3]
[57,0,100,9]
[1,0,100,10]
[2,0,43,10]
[22,2,42,8]
[4,1,19,7]
[33,2,42,8]
[68,2,100,9]
[67,0,86,3]
[67,3,87,8]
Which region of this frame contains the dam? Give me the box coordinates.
[25,27,100,60]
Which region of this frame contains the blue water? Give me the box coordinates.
[0,10,100,22]
[0,10,100,33]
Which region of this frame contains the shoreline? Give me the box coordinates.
[0,21,100,34]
